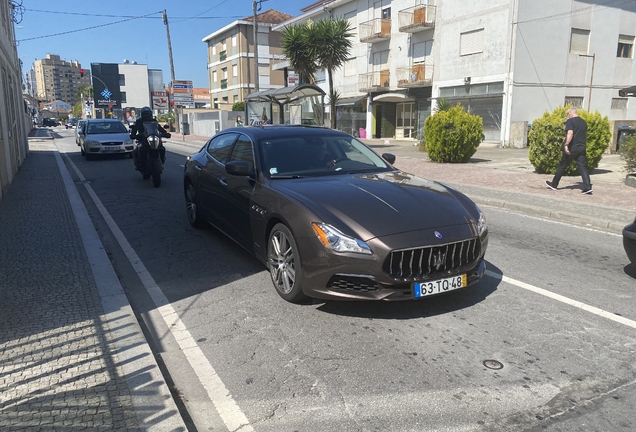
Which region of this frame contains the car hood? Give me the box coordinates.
[270,171,477,240]
[85,132,130,143]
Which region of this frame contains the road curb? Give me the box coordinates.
[471,194,626,234]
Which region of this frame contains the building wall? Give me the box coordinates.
[0,0,29,202]
[119,64,150,108]
[33,54,90,104]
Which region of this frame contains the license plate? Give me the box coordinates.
[103,146,118,151]
[414,274,467,298]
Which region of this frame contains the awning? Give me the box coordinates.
[619,85,636,97]
[336,96,365,106]
[372,92,414,103]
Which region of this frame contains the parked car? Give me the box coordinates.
[75,119,86,145]
[624,217,636,267]
[183,126,489,303]
[65,118,78,129]
[42,118,59,127]
[79,119,134,160]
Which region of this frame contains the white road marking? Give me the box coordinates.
[485,270,636,329]
[63,154,254,432]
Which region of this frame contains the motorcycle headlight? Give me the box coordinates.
[312,223,372,255]
[477,207,487,236]
[148,135,158,149]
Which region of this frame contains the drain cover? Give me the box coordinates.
[483,360,504,370]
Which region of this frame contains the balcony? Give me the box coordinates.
[219,50,227,61]
[359,18,391,43]
[398,5,436,33]
[359,70,391,92]
[396,63,432,88]
[221,79,228,89]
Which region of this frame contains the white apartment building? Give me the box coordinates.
[275,0,636,147]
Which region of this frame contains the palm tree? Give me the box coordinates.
[281,18,353,129]
[311,18,353,129]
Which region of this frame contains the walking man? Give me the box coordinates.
[545,107,593,194]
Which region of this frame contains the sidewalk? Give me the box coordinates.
[167,133,636,233]
[0,133,187,430]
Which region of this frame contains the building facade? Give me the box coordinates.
[202,9,293,110]
[274,0,636,147]
[33,54,91,105]
[0,0,29,201]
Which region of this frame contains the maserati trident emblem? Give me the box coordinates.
[432,251,447,270]
[434,231,443,239]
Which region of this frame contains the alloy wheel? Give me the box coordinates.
[269,230,296,294]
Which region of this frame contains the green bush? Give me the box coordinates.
[621,134,636,173]
[232,101,245,111]
[423,104,483,163]
[528,106,610,175]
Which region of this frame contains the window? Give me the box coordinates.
[612,98,628,110]
[564,96,583,108]
[213,70,217,82]
[345,11,357,29]
[570,28,590,55]
[617,35,634,58]
[233,64,238,77]
[222,38,226,50]
[119,74,125,86]
[229,138,255,173]
[382,8,391,19]
[222,67,228,79]
[212,44,216,56]
[232,33,237,47]
[206,133,238,164]
[460,28,484,56]
[120,92,127,103]
[222,96,229,103]
[258,64,269,76]
[234,95,239,103]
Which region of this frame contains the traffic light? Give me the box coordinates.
[80,69,84,78]
[109,104,113,109]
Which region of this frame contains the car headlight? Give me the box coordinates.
[85,140,100,146]
[312,223,372,255]
[125,138,133,145]
[477,207,487,236]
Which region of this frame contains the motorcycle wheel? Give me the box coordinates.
[151,159,162,188]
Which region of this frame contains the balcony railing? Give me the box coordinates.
[396,63,433,88]
[221,79,228,89]
[220,50,227,61]
[271,54,290,71]
[359,70,391,92]
[359,18,391,43]
[398,5,436,33]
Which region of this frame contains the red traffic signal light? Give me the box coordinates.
[79,69,84,78]
[109,104,113,109]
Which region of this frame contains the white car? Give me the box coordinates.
[79,119,134,160]
[75,119,86,145]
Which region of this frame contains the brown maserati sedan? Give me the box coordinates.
[183,126,488,303]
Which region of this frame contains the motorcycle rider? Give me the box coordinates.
[130,106,171,170]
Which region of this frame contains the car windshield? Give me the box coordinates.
[87,122,127,134]
[261,134,392,178]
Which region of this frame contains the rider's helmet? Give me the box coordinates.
[140,106,153,121]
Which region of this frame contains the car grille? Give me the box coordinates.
[327,275,380,292]
[101,142,123,145]
[386,238,481,279]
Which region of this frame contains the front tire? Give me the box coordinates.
[185,181,205,228]
[151,158,161,187]
[268,224,307,303]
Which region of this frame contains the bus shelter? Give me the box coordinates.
[245,84,325,126]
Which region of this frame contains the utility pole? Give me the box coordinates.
[252,0,268,93]
[578,53,595,111]
[163,9,177,131]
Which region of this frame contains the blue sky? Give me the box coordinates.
[15,0,305,88]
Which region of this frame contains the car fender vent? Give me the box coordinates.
[327,275,380,292]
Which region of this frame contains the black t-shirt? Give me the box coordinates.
[565,116,587,152]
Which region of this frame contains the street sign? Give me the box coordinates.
[173,84,193,89]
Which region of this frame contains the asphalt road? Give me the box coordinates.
[54,128,636,432]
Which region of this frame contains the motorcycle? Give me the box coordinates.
[132,121,169,188]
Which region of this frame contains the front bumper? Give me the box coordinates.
[87,143,134,154]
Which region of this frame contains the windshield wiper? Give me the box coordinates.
[270,174,304,179]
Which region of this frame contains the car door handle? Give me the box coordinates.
[194,166,202,171]
[219,178,228,187]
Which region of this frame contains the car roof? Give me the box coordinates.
[219,125,349,140]
[86,119,122,123]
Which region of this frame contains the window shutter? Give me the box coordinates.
[570,29,590,54]
[413,41,431,63]
[618,34,634,45]
[460,29,484,56]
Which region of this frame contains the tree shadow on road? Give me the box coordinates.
[315,260,501,319]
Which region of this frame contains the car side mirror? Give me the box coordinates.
[382,153,396,164]
[225,160,250,176]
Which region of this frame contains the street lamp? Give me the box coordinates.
[578,53,595,111]
[252,0,269,93]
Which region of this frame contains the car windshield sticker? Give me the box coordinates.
[270,167,278,175]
